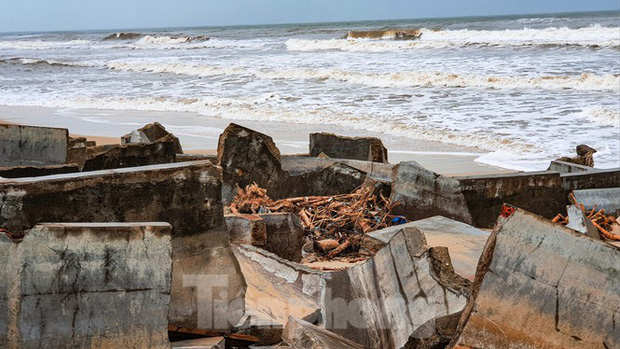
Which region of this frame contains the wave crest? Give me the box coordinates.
[135,35,210,45]
[287,26,620,51]
[104,61,620,92]
[103,32,144,41]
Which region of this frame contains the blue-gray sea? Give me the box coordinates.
[1,11,618,170]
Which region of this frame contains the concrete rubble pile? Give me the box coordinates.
[1,120,619,348]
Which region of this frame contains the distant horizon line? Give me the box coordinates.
[1,9,617,35]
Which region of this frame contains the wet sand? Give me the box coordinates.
[0,105,513,176]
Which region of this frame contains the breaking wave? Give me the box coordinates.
[345,29,422,40]
[0,94,536,156]
[135,35,210,44]
[0,39,92,50]
[287,26,620,51]
[580,107,620,126]
[103,32,144,41]
[0,57,89,68]
[105,61,620,91]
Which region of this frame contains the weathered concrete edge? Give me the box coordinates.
[0,160,214,184]
[451,205,620,347]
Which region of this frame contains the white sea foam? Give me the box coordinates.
[579,107,620,126]
[135,35,210,45]
[104,61,620,91]
[0,39,92,50]
[286,26,620,51]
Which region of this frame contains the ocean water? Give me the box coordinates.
[0,11,619,170]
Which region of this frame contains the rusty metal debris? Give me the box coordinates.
[552,193,620,241]
[230,183,405,259]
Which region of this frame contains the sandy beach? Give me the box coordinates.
[0,105,512,176]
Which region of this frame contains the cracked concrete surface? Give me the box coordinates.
[0,223,172,349]
[453,207,620,349]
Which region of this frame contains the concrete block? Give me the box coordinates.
[456,171,566,228]
[121,122,183,154]
[405,216,490,280]
[0,161,223,236]
[391,162,567,228]
[0,124,68,166]
[226,214,267,246]
[309,132,388,163]
[259,213,304,263]
[82,141,177,172]
[0,161,246,331]
[0,222,172,348]
[326,225,470,348]
[547,160,593,173]
[566,205,600,239]
[572,187,620,216]
[452,206,620,349]
[218,124,366,202]
[282,316,366,349]
[390,161,473,224]
[226,213,304,262]
[232,245,324,326]
[283,156,394,182]
[561,168,620,191]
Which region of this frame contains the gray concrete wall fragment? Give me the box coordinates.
[327,225,469,348]
[0,223,172,349]
[453,207,620,349]
[572,187,620,216]
[0,161,246,331]
[0,124,68,166]
[390,161,473,224]
[561,168,620,191]
[218,124,366,201]
[309,132,388,163]
[455,171,566,228]
[282,316,367,349]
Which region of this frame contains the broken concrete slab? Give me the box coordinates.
[226,214,267,246]
[0,161,246,332]
[226,213,304,262]
[82,140,177,172]
[325,224,470,348]
[232,245,324,327]
[170,337,225,349]
[405,216,490,281]
[561,167,620,191]
[547,160,594,173]
[572,187,620,216]
[217,124,366,202]
[0,222,172,348]
[0,161,223,235]
[452,206,620,349]
[566,205,600,239]
[259,213,304,263]
[455,171,566,228]
[232,221,470,348]
[390,161,567,228]
[405,312,461,349]
[0,163,80,178]
[282,156,394,182]
[309,132,388,163]
[390,161,473,224]
[121,122,183,154]
[0,123,68,166]
[282,316,366,349]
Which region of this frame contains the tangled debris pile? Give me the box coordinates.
[229,183,405,259]
[552,193,620,241]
